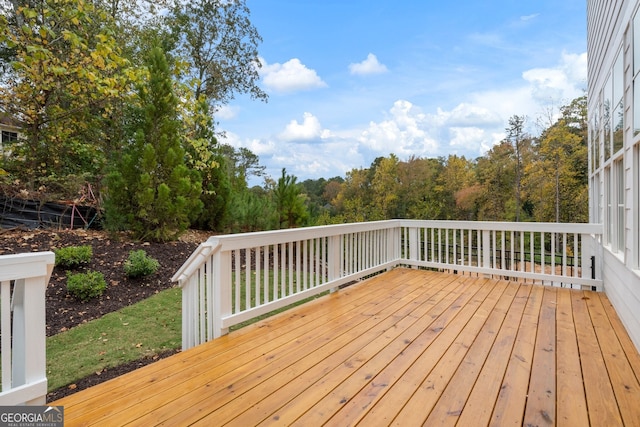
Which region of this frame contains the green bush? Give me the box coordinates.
[54,245,93,268]
[66,271,106,302]
[124,250,160,278]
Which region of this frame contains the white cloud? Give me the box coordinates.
[359,100,438,155]
[358,100,505,158]
[215,105,239,120]
[259,57,327,93]
[448,127,499,155]
[445,103,502,127]
[280,112,331,141]
[349,53,389,75]
[271,140,362,178]
[220,131,276,157]
[520,13,540,22]
[220,51,589,182]
[522,51,587,105]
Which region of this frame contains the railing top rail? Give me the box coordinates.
[395,220,603,234]
[199,220,400,251]
[171,241,220,285]
[0,251,55,282]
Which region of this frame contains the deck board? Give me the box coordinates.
[51,268,640,426]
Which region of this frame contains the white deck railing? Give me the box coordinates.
[173,220,603,349]
[0,251,55,405]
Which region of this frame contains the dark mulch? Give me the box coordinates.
[0,227,210,401]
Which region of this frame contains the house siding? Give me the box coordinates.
[588,0,640,350]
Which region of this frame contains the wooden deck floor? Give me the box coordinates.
[52,268,640,426]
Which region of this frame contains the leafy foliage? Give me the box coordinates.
[170,0,267,107]
[0,0,135,190]
[54,245,93,269]
[124,250,160,278]
[104,46,203,241]
[66,270,107,302]
[321,97,588,225]
[273,168,308,229]
[226,188,276,232]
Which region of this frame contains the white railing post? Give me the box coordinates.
[409,226,419,265]
[213,249,231,339]
[482,229,491,271]
[328,235,341,292]
[11,277,47,401]
[0,252,54,406]
[391,226,401,267]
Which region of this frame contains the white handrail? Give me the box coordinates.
[174,220,603,349]
[0,251,55,405]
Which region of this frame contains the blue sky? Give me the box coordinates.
[217,1,587,184]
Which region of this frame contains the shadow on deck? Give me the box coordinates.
[52,268,640,426]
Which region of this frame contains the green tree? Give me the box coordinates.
[476,142,517,221]
[332,167,376,222]
[505,115,531,222]
[219,144,266,190]
[0,0,133,190]
[105,46,202,241]
[436,155,476,219]
[170,0,267,108]
[371,154,400,219]
[225,187,275,232]
[273,168,308,229]
[183,98,230,230]
[525,119,588,223]
[400,156,444,219]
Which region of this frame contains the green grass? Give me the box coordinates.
[46,287,181,392]
[46,270,329,392]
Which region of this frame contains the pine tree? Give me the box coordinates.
[105,46,202,241]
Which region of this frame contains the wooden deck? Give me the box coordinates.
[52,268,640,426]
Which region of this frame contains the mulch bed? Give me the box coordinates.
[0,227,209,401]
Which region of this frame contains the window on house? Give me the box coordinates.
[614,159,625,254]
[636,9,640,73]
[605,166,612,245]
[613,51,624,154]
[634,78,640,136]
[594,173,602,224]
[604,78,612,161]
[595,100,601,170]
[1,130,17,145]
[590,115,596,173]
[635,144,640,268]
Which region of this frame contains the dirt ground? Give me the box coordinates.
[0,227,212,401]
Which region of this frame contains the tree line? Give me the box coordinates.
[305,96,588,227]
[194,95,589,232]
[0,1,588,240]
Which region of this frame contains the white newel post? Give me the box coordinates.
[408,227,419,266]
[0,252,54,406]
[482,229,491,273]
[213,249,231,338]
[12,277,47,402]
[328,235,341,292]
[389,227,400,268]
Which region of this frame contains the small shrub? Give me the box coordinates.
[66,270,106,302]
[54,245,92,269]
[124,250,160,278]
